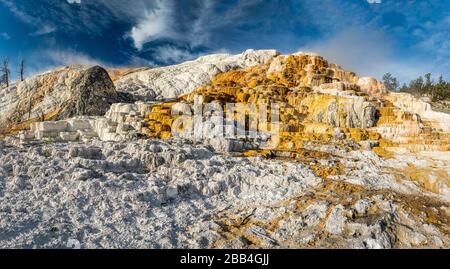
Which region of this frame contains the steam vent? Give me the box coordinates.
[0,50,449,248]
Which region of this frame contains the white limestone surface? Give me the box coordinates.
[115,49,279,101]
[18,103,153,143]
[0,139,448,249]
[386,92,450,132]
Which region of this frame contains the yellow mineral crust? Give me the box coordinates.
[144,53,449,157]
[4,108,62,135]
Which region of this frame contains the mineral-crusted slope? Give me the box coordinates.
[142,52,449,155]
[0,49,449,249]
[0,65,119,136]
[114,49,279,101]
[138,51,450,204]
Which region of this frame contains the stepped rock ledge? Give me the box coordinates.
[0,50,448,249]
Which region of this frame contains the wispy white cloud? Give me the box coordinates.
[0,32,11,40]
[151,45,199,64]
[293,0,450,82]
[30,25,56,36]
[26,49,109,77]
[413,16,450,70]
[0,0,115,36]
[0,0,35,25]
[301,26,441,83]
[127,0,275,51]
[44,49,105,66]
[127,0,218,51]
[301,27,392,78]
[0,0,56,36]
[130,0,174,50]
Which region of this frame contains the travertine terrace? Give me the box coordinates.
[0,50,448,249]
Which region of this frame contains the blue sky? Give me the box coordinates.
[0,0,449,83]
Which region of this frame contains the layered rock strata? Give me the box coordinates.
[17,103,152,143]
[141,53,449,156]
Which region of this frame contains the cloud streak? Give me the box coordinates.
[0,32,11,40]
[25,49,109,78]
[130,0,174,50]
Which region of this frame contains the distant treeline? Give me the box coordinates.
[383,73,450,101]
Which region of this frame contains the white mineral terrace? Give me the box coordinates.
[0,50,448,249]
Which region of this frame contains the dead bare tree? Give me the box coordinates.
[1,57,11,88]
[19,59,25,81]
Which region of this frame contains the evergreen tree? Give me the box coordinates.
[382,73,399,92]
[408,76,424,96]
[399,83,409,93]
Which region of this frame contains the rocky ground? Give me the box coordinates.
[0,139,448,249]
